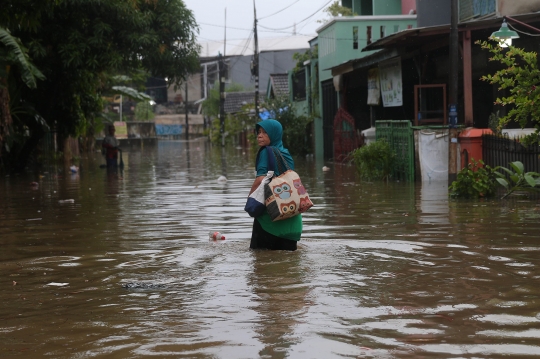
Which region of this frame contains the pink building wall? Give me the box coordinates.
[401,0,417,14]
[498,0,540,16]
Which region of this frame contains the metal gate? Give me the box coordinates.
[375,120,415,182]
[321,79,338,160]
[333,107,359,162]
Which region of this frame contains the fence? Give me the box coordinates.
[333,107,359,162]
[375,120,415,182]
[483,134,540,173]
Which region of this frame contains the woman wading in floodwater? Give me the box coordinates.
[248,119,302,251]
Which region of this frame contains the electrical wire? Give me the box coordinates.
[198,21,313,36]
[198,21,252,32]
[228,34,254,71]
[258,0,333,31]
[508,22,540,37]
[257,0,301,20]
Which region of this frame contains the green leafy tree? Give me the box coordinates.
[292,46,318,73]
[317,1,356,23]
[134,101,155,122]
[202,82,246,145]
[478,39,540,141]
[0,27,45,162]
[261,95,312,156]
[1,0,200,171]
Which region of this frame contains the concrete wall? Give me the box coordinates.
[154,114,205,137]
[344,0,403,15]
[416,0,450,27]
[96,116,205,142]
[498,0,540,16]
[372,0,402,15]
[166,72,203,104]
[401,0,416,14]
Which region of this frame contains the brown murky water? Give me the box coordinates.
[2,139,540,358]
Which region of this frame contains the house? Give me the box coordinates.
[266,73,289,99]
[290,0,417,160]
[224,92,255,115]
[198,36,311,95]
[309,0,540,181]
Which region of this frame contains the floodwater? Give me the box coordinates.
[2,139,540,359]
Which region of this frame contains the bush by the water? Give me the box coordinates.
[449,159,499,198]
[351,140,396,181]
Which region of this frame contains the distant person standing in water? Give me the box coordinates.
[102,124,120,167]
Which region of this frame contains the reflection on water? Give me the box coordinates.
[1,139,540,358]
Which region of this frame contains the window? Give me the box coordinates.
[394,25,400,33]
[292,69,306,101]
[380,25,386,38]
[353,26,358,49]
[367,26,372,45]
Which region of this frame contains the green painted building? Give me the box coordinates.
[290,1,416,160]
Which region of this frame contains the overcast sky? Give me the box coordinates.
[183,0,334,44]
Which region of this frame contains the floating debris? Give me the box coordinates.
[47,282,69,287]
[122,282,167,290]
[58,199,75,204]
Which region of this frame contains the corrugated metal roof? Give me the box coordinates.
[199,35,311,58]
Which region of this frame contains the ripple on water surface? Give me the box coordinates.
[1,142,540,358]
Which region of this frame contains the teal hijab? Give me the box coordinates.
[256,119,285,150]
[255,119,294,175]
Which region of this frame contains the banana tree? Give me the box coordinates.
[0,27,45,157]
[495,161,540,199]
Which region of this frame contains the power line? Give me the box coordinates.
[508,22,540,37]
[258,0,301,20]
[197,21,311,36]
[198,21,252,32]
[258,0,333,31]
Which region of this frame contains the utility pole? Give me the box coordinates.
[448,0,459,184]
[119,95,123,122]
[217,8,227,146]
[185,81,189,140]
[219,52,226,146]
[252,0,259,120]
[224,8,227,57]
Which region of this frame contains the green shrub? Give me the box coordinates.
[351,139,396,181]
[449,159,499,198]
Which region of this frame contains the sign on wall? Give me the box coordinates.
[367,68,380,106]
[379,57,403,107]
[113,121,128,139]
